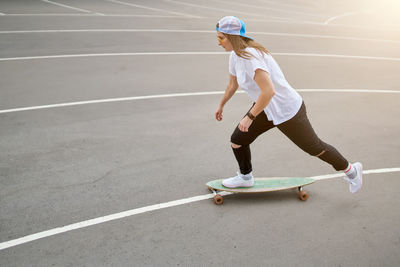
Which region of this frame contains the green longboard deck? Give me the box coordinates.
[207,177,315,193]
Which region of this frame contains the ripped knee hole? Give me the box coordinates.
[231,143,242,149]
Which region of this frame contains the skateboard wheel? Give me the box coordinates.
[213,194,224,205]
[298,190,309,201]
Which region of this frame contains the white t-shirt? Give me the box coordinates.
[229,47,303,125]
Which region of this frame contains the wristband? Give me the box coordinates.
[246,111,256,120]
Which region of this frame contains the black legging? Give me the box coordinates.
[230,102,348,175]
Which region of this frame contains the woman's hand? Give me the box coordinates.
[215,106,223,121]
[238,116,253,132]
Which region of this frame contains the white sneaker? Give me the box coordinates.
[343,162,363,193]
[222,172,254,188]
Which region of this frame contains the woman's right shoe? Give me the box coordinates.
[343,162,363,193]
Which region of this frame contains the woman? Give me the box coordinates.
[215,16,362,193]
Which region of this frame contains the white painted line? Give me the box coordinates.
[0,167,399,251]
[1,13,98,16]
[1,13,182,18]
[311,168,400,180]
[97,14,181,18]
[0,91,227,114]
[324,10,361,25]
[106,0,201,18]
[210,0,328,18]
[163,0,265,17]
[275,52,400,62]
[0,29,398,44]
[0,193,219,251]
[1,12,397,31]
[1,52,400,62]
[0,89,399,115]
[297,89,400,93]
[0,13,290,21]
[249,31,400,44]
[0,12,5,15]
[41,0,102,15]
[245,17,400,32]
[0,52,227,62]
[0,29,217,34]
[255,0,319,9]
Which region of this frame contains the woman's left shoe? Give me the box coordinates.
[222,172,254,188]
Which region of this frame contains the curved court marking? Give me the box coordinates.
[210,0,328,18]
[253,0,320,10]
[105,0,202,18]
[324,10,363,25]
[1,52,400,62]
[1,29,398,44]
[41,0,103,15]
[245,17,400,31]
[162,0,265,18]
[1,13,398,31]
[0,167,399,251]
[1,13,184,18]
[0,89,399,115]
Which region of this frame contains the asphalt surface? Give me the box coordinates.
[1,0,400,266]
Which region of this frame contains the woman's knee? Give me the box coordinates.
[230,129,252,148]
[307,141,338,163]
[231,143,242,149]
[304,140,326,156]
[230,133,244,148]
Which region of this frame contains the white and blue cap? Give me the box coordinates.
[216,16,253,40]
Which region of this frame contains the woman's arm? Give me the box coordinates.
[219,74,239,108]
[249,69,275,117]
[215,74,239,121]
[238,69,275,132]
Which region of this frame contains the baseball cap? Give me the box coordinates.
[216,16,253,40]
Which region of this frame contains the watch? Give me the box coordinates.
[246,111,256,120]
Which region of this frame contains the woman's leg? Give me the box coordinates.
[277,102,348,171]
[230,105,275,175]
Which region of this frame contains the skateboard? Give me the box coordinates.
[206,177,315,205]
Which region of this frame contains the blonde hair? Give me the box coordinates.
[216,23,270,59]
